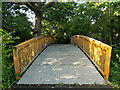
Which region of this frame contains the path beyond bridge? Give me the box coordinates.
[17,44,105,84]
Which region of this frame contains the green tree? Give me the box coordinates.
[2,3,33,43]
[2,3,33,88]
[2,29,19,88]
[8,2,76,36]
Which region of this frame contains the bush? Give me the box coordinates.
[2,29,19,88]
[2,28,32,88]
[109,44,120,88]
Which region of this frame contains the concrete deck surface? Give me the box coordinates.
[17,44,105,84]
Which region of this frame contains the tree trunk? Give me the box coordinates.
[109,33,112,45]
[33,14,42,37]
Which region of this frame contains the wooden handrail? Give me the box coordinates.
[13,35,55,80]
[71,35,112,81]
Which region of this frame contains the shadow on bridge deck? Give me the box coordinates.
[17,44,106,85]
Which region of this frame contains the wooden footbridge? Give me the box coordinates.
[12,35,112,88]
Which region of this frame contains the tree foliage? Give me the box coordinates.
[2,3,33,88]
[2,3,33,42]
[2,29,19,88]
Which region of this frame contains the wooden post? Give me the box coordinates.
[104,47,112,81]
[13,48,21,80]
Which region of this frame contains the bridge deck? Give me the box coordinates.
[17,44,105,84]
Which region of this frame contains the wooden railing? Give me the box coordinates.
[71,35,112,81]
[13,35,55,80]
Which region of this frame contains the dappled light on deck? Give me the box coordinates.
[17,44,106,85]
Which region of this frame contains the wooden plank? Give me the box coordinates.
[13,49,21,80]
[14,38,35,50]
[104,47,112,81]
[14,36,51,50]
[90,40,95,60]
[100,49,106,71]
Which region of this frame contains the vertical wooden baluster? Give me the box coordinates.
[39,38,41,51]
[40,38,41,50]
[90,40,92,58]
[29,44,31,62]
[88,40,90,56]
[38,39,40,52]
[13,48,21,80]
[101,49,105,71]
[45,36,48,46]
[31,41,33,58]
[104,47,112,81]
[78,36,80,48]
[43,37,45,48]
[82,37,84,49]
[34,39,37,55]
[36,40,38,54]
[37,39,39,52]
[41,37,43,50]
[93,40,95,61]
[80,37,82,48]
[31,39,35,57]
